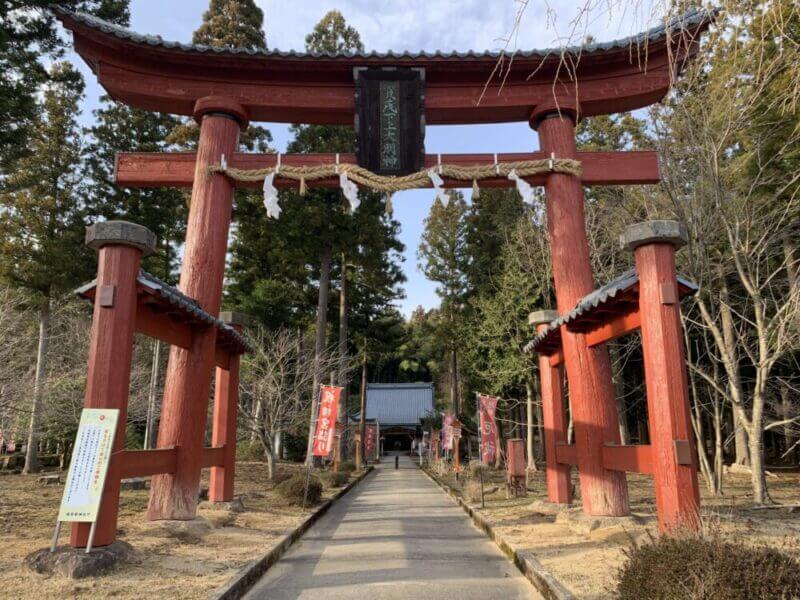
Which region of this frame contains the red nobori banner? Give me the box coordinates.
[312,386,342,457]
[442,414,454,450]
[364,423,378,458]
[478,395,499,464]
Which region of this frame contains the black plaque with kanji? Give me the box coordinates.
[354,67,425,176]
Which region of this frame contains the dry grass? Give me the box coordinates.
[0,460,355,599]
[430,465,800,600]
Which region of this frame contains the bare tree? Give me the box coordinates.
[651,10,800,502]
[0,286,36,452]
[239,327,348,480]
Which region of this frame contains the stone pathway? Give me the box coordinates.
[244,454,540,599]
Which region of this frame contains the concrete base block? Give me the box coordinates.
[528,500,571,517]
[198,497,245,513]
[26,541,132,579]
[37,475,62,486]
[555,507,646,536]
[120,477,148,490]
[144,517,213,543]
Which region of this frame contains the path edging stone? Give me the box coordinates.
[210,466,374,600]
[420,466,575,600]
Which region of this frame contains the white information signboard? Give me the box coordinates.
[57,408,119,523]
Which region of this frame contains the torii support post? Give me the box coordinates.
[208,312,247,503]
[530,311,571,505]
[72,221,157,548]
[533,108,629,517]
[622,221,700,531]
[148,98,246,520]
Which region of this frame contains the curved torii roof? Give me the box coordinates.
[55,7,714,125]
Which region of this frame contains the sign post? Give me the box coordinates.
[52,408,119,553]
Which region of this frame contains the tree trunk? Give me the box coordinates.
[265,448,275,481]
[719,274,751,466]
[449,348,458,416]
[778,385,796,462]
[783,233,799,329]
[690,388,717,495]
[732,409,750,466]
[24,307,50,474]
[250,400,262,443]
[144,339,162,450]
[536,392,544,461]
[748,426,769,504]
[306,246,332,465]
[357,344,367,468]
[274,431,283,460]
[686,330,720,495]
[609,346,630,445]
[525,379,537,471]
[338,253,348,458]
[567,402,574,445]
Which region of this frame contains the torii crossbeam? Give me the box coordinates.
[115,151,661,189]
[55,6,715,547]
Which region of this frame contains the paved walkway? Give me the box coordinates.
[244,455,539,599]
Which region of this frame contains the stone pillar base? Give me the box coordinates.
[26,541,132,579]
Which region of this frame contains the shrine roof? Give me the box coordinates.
[75,270,251,354]
[524,269,698,354]
[55,6,713,61]
[364,383,435,426]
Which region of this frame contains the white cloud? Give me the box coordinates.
[257,0,668,54]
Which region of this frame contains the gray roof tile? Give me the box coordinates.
[54,7,715,62]
[75,271,251,354]
[364,383,435,426]
[524,269,698,353]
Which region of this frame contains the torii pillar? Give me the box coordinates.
[622,221,700,530]
[529,310,571,505]
[72,221,157,547]
[532,106,630,516]
[148,97,247,520]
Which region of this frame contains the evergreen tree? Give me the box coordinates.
[418,192,470,302]
[576,112,651,280]
[168,0,271,150]
[394,307,442,384]
[85,102,187,279]
[304,9,362,53]
[193,0,266,50]
[82,0,185,280]
[464,188,524,297]
[0,61,94,473]
[0,0,128,171]
[418,191,470,414]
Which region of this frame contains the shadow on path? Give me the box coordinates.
[244,455,540,600]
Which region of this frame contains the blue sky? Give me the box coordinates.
[64,0,664,317]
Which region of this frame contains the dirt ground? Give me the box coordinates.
[430,464,800,600]
[0,460,360,599]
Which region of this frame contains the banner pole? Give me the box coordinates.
[304,384,323,509]
[50,519,62,552]
[85,519,98,554]
[476,392,482,464]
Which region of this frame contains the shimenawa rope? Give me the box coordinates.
[210,155,581,217]
[210,157,582,193]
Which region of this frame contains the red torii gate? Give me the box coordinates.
[55,7,714,546]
